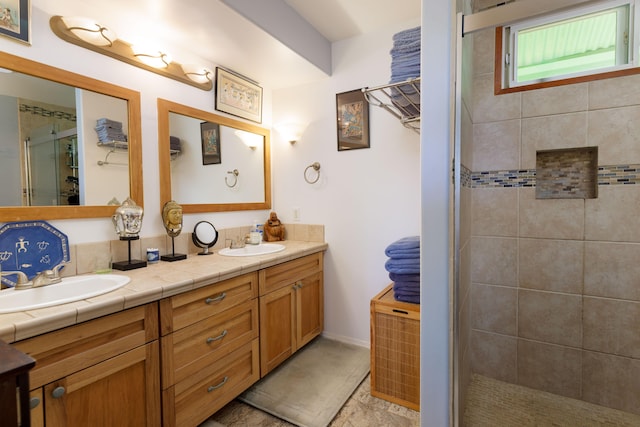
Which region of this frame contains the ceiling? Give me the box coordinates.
[41,0,420,89]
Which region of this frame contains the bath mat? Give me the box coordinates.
[238,336,370,427]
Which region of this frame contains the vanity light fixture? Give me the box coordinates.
[59,16,117,47]
[50,15,212,91]
[182,64,213,84]
[131,45,172,69]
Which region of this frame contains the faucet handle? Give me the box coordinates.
[51,261,68,278]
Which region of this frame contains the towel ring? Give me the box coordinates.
[225,169,239,188]
[304,162,321,184]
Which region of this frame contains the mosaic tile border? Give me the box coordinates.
[463,165,640,188]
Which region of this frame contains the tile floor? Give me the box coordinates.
[201,375,420,427]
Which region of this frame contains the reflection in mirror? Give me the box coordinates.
[158,99,271,214]
[0,51,142,221]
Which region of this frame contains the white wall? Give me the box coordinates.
[272,20,421,345]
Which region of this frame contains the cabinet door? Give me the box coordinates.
[259,285,295,376]
[296,271,324,349]
[43,341,160,427]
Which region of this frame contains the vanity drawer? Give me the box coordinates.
[259,252,323,295]
[161,299,258,388]
[160,272,258,335]
[14,303,159,389]
[163,339,260,427]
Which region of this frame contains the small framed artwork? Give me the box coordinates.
[200,121,221,165]
[336,89,370,151]
[215,67,263,123]
[0,0,30,45]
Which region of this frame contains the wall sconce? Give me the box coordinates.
[50,15,212,91]
[234,129,261,150]
[277,123,306,144]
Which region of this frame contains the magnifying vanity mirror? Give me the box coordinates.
[157,98,271,213]
[0,51,142,221]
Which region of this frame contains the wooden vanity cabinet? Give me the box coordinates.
[14,303,161,427]
[159,272,260,427]
[259,252,324,376]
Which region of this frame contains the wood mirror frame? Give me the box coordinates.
[157,98,271,213]
[0,51,143,221]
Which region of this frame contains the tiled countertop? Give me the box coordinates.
[0,240,328,344]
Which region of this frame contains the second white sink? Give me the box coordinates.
[218,243,285,257]
[0,274,130,314]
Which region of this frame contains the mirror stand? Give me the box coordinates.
[112,236,147,270]
[161,236,187,262]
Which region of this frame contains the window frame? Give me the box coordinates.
[495,0,640,94]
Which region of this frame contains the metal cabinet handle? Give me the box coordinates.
[207,376,228,392]
[296,281,303,289]
[206,329,228,343]
[51,386,65,399]
[30,397,40,409]
[205,292,226,304]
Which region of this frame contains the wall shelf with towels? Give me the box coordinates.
[362,77,420,134]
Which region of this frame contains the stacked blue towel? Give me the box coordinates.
[389,26,421,118]
[95,118,127,144]
[384,236,420,304]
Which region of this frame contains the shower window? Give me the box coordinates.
[496,0,639,93]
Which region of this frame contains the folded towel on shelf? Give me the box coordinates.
[170,136,181,151]
[393,291,420,304]
[385,257,420,275]
[389,272,420,283]
[392,26,421,43]
[385,236,420,257]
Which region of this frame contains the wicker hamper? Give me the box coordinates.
[370,284,420,411]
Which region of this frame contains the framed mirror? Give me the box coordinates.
[0,51,142,221]
[158,98,271,213]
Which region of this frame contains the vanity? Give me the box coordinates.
[1,241,326,427]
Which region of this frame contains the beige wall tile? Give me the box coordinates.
[585,185,640,242]
[584,242,640,301]
[472,73,521,124]
[472,119,520,171]
[308,225,325,242]
[522,83,588,118]
[471,330,517,382]
[470,237,517,286]
[461,102,473,169]
[518,188,584,239]
[460,238,472,301]
[521,112,587,169]
[583,351,640,415]
[471,283,517,335]
[76,241,112,274]
[518,238,583,294]
[583,297,640,359]
[472,187,518,237]
[518,289,582,347]
[517,339,582,399]
[589,73,640,110]
[460,186,472,245]
[472,28,495,76]
[588,106,640,165]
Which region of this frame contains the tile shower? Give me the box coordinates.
[456,24,640,422]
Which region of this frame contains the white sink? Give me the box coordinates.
[218,243,285,257]
[0,274,130,314]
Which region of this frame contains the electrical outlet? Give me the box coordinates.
[293,207,300,222]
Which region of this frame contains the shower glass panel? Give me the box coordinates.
[25,125,78,206]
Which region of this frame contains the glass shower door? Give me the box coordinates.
[25,126,59,206]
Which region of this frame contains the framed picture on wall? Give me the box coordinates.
[200,121,221,165]
[0,0,30,45]
[336,89,370,151]
[215,67,263,123]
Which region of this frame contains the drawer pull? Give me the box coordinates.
[51,386,65,399]
[206,329,228,343]
[292,281,303,290]
[30,397,40,409]
[205,292,226,304]
[207,376,229,392]
[392,309,409,315]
